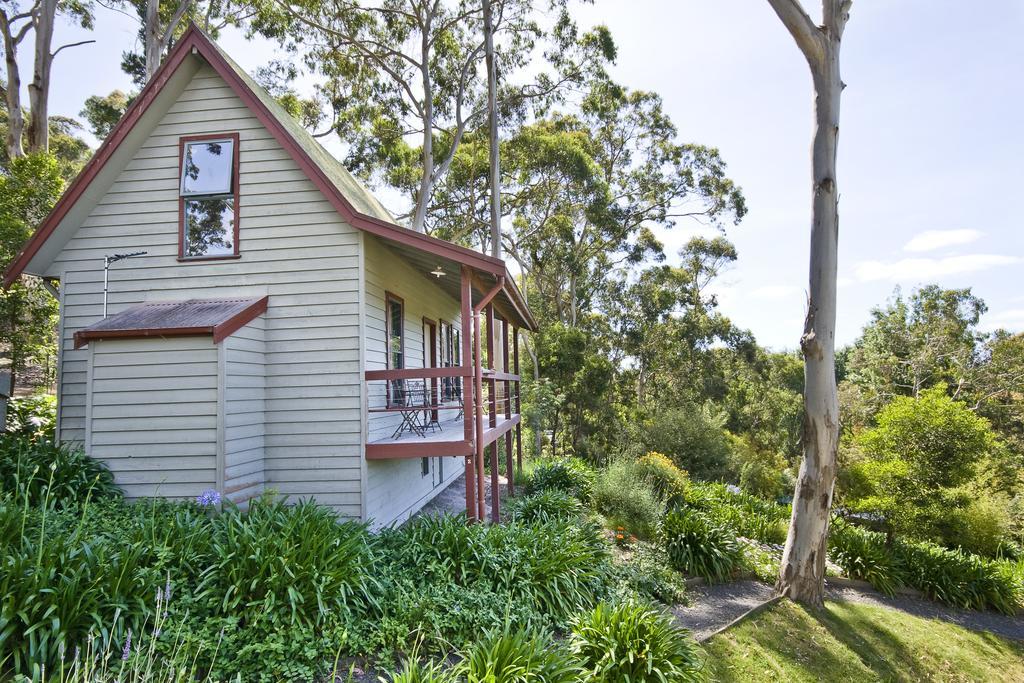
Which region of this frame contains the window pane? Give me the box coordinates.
[388,299,404,369]
[181,140,234,195]
[184,198,235,257]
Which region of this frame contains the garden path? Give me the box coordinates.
[412,472,509,520]
[672,580,775,641]
[673,578,1024,643]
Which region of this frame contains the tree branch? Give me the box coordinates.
[160,0,192,53]
[764,0,826,67]
[824,0,853,39]
[51,39,95,59]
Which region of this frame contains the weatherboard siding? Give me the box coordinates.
[49,63,365,517]
[363,235,465,527]
[223,317,266,504]
[88,337,219,500]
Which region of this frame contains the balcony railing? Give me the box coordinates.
[364,366,520,461]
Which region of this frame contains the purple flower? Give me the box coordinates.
[164,575,172,616]
[196,489,222,507]
[122,630,132,661]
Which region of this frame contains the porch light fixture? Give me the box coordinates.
[430,266,446,278]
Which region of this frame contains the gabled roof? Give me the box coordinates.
[3,24,536,331]
[74,296,268,348]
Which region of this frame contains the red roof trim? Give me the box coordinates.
[73,295,268,349]
[212,294,269,343]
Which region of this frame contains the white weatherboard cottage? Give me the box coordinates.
[4,26,534,528]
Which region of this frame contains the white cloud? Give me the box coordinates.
[903,229,982,253]
[979,308,1024,333]
[853,254,1020,282]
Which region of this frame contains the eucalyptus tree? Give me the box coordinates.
[603,236,738,408]
[481,0,500,257]
[0,0,98,156]
[764,0,852,606]
[845,286,987,413]
[80,89,131,138]
[270,0,608,233]
[0,152,63,389]
[118,0,275,85]
[433,79,745,326]
[82,0,278,144]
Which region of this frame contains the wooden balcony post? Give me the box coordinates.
[513,326,522,475]
[469,275,505,524]
[486,304,497,428]
[460,266,476,521]
[502,318,514,496]
[474,308,486,520]
[486,304,499,521]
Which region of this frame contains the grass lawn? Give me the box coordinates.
[703,599,1024,682]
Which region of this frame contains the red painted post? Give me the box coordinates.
[502,319,514,496]
[486,304,499,522]
[460,267,476,521]
[486,304,497,428]
[513,326,522,474]
[474,309,486,520]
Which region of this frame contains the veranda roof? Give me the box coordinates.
[73,296,268,348]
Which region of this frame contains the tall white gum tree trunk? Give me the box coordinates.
[482,0,501,260]
[765,0,851,606]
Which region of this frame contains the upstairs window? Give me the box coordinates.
[179,133,239,259]
[385,293,405,405]
[386,293,405,371]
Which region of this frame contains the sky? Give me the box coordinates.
[43,1,1024,350]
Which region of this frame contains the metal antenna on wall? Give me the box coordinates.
[103,252,148,317]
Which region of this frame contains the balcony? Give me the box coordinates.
[364,367,520,460]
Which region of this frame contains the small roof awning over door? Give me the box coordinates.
[73,296,268,349]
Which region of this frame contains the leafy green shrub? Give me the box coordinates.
[954,492,1013,558]
[524,458,594,500]
[569,601,703,683]
[198,496,376,628]
[5,393,56,441]
[828,521,1024,614]
[636,452,689,504]
[372,514,613,653]
[683,482,789,545]
[0,437,119,507]
[635,404,732,481]
[460,627,581,683]
[615,542,688,605]
[592,460,664,539]
[662,508,742,582]
[740,541,782,584]
[828,523,903,596]
[0,496,149,678]
[391,656,456,683]
[894,541,1023,615]
[729,435,792,501]
[849,388,1002,548]
[506,490,583,523]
